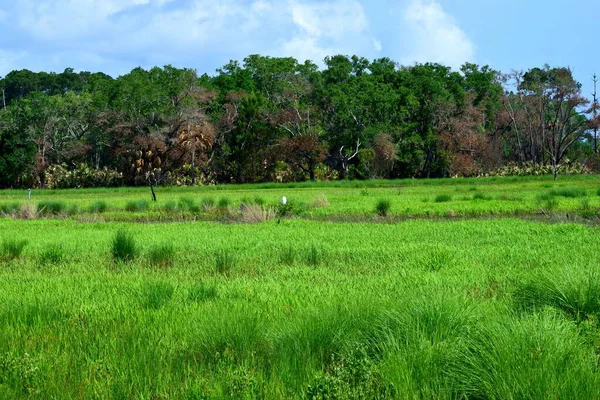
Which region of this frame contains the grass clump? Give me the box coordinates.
[0,203,22,215]
[217,197,231,209]
[147,243,175,268]
[124,200,149,212]
[472,193,492,201]
[279,247,296,266]
[111,230,138,262]
[304,245,324,267]
[434,194,452,203]
[240,203,275,223]
[201,197,216,212]
[188,284,218,303]
[38,245,65,265]
[375,199,392,217]
[312,194,329,208]
[88,200,107,213]
[215,249,236,275]
[1,238,28,261]
[37,200,66,215]
[548,188,587,198]
[141,281,174,310]
[178,197,199,213]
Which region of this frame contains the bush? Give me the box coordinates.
[215,249,236,275]
[112,230,138,262]
[37,200,66,215]
[45,163,123,189]
[1,238,28,261]
[375,199,392,216]
[88,200,107,213]
[125,200,149,212]
[147,243,175,268]
[434,194,452,203]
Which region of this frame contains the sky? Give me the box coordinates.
[0,0,598,95]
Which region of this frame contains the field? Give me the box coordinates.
[1,175,600,399]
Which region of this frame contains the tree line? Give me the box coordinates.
[0,55,598,188]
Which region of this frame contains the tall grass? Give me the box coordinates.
[37,200,66,215]
[215,249,236,275]
[111,230,138,262]
[147,243,175,268]
[1,238,28,260]
[375,199,391,216]
[125,200,149,212]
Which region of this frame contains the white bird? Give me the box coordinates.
[281,196,287,205]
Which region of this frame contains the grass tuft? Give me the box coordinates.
[1,238,28,261]
[375,199,392,217]
[38,245,65,265]
[279,247,296,266]
[88,200,107,213]
[188,284,218,303]
[142,281,174,310]
[215,249,236,275]
[240,203,275,223]
[111,230,138,262]
[147,243,175,268]
[124,200,149,212]
[304,245,324,267]
[434,194,452,203]
[37,200,66,215]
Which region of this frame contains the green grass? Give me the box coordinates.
[0,176,599,397]
[375,199,392,216]
[1,238,28,260]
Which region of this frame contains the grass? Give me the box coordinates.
[37,200,66,215]
[124,199,149,212]
[0,176,599,397]
[88,200,108,213]
[111,230,138,262]
[375,199,392,216]
[147,243,175,268]
[1,238,28,260]
[434,194,453,203]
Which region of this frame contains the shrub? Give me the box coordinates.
[37,200,66,215]
[38,245,65,265]
[45,163,123,189]
[125,200,149,212]
[147,243,175,268]
[375,199,392,216]
[88,200,107,213]
[215,249,236,275]
[434,194,452,203]
[112,230,138,262]
[1,238,28,261]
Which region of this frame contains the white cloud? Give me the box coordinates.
[372,38,382,52]
[0,0,382,75]
[401,0,474,69]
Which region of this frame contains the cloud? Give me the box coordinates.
[401,0,475,69]
[0,0,381,76]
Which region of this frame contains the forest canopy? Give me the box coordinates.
[0,56,597,188]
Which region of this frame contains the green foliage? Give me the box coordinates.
[45,164,123,189]
[279,247,296,266]
[0,203,21,214]
[141,281,174,310]
[304,245,324,267]
[217,197,231,209]
[434,194,452,203]
[472,193,492,201]
[38,245,65,265]
[125,200,149,212]
[187,284,218,303]
[375,199,392,216]
[37,200,66,215]
[215,249,236,275]
[88,200,107,213]
[147,243,175,268]
[548,188,587,198]
[178,197,199,213]
[111,230,137,262]
[1,238,28,260]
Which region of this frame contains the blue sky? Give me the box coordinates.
[0,0,598,94]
